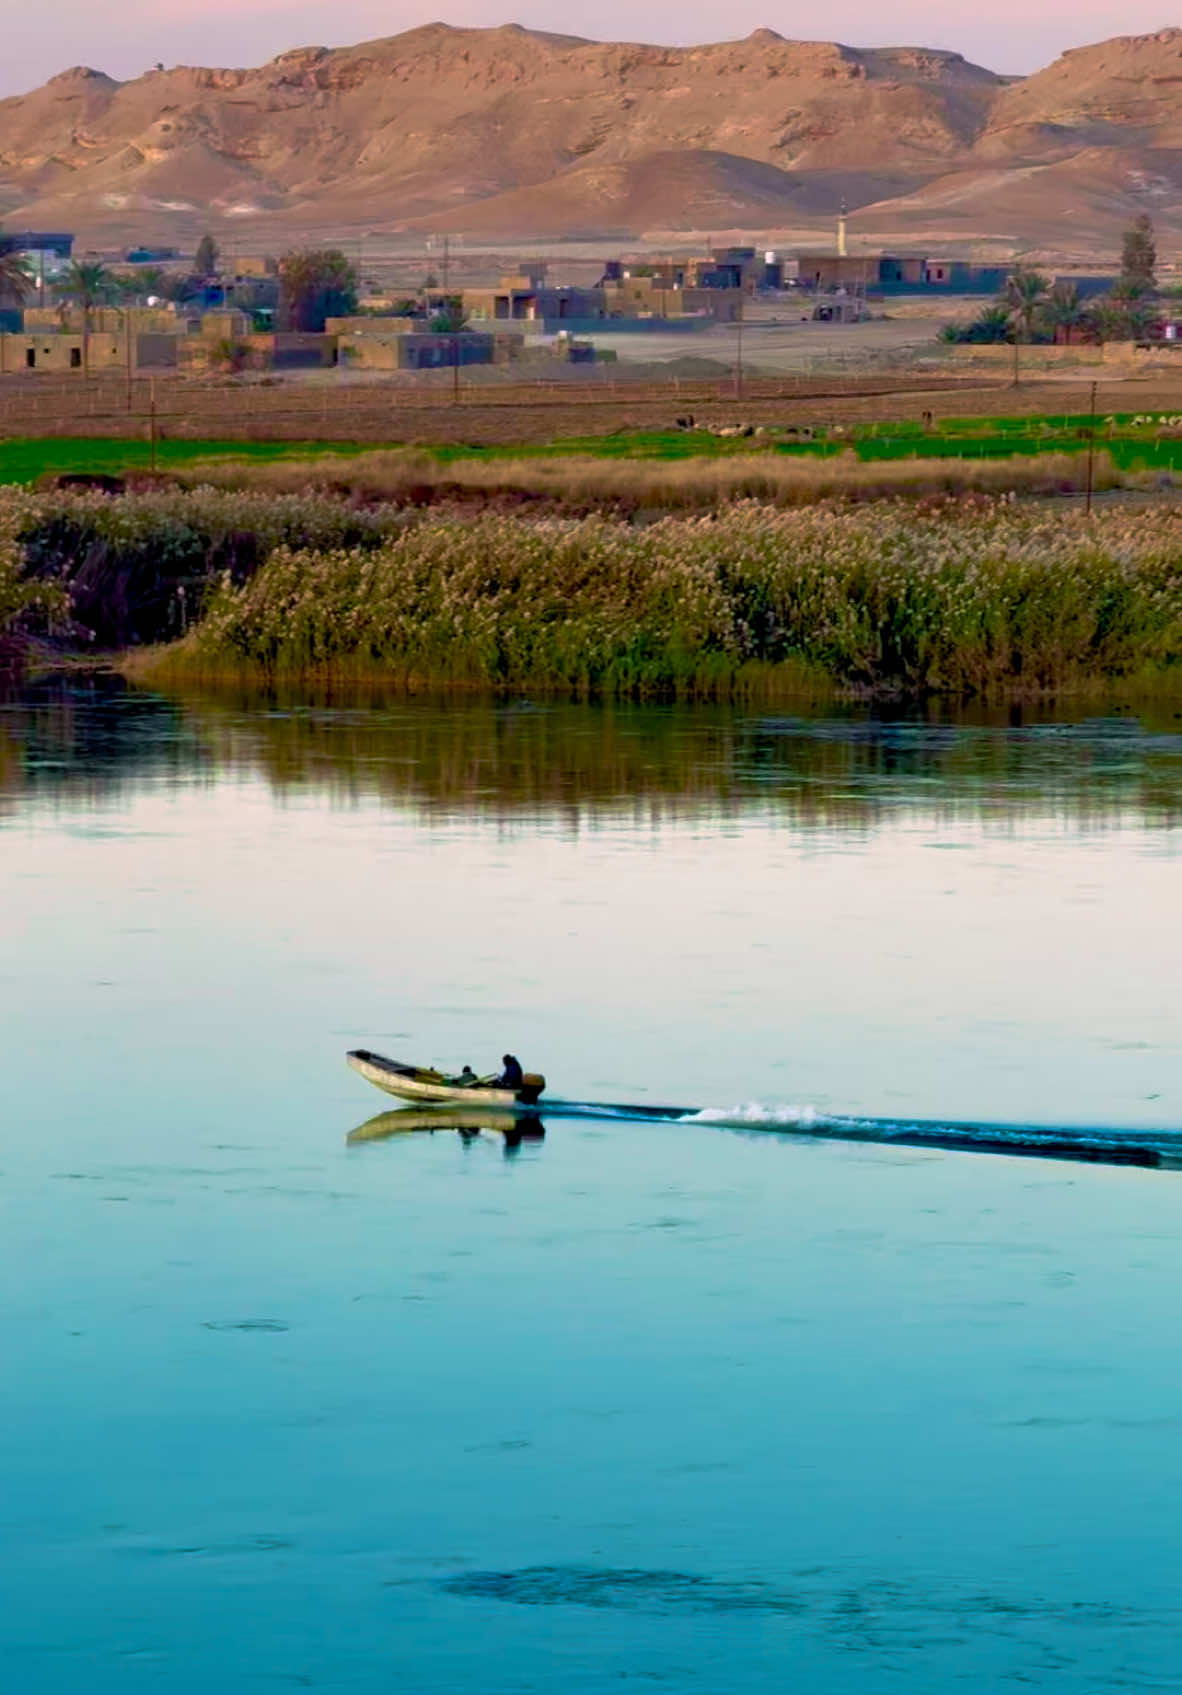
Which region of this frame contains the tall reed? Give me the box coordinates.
[0,495,66,641]
[157,500,1182,700]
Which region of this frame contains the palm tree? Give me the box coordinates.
[968,304,1012,344]
[1043,281,1088,346]
[1088,289,1153,347]
[1110,275,1152,304]
[0,237,32,306]
[1086,299,1128,347]
[54,260,118,375]
[1108,277,1155,342]
[1002,265,1050,385]
[127,265,167,303]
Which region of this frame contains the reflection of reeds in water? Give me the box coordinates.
[0,673,205,810]
[0,721,23,810]
[4,678,1181,830]
[168,691,1182,831]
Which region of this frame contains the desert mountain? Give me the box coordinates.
[1,24,1181,251]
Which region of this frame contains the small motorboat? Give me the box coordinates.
[347,1049,546,1107]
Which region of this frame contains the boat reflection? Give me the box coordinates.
[347,1106,546,1157]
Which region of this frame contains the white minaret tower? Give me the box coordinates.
[837,198,848,258]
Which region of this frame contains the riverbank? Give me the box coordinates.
[6,479,1181,703]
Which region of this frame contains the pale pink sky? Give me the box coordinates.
[2,2,1178,96]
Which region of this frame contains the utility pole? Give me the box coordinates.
[735,297,744,402]
[442,235,450,296]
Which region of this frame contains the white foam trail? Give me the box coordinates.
[545,1099,1182,1167]
[686,1107,1182,1167]
[687,1103,827,1128]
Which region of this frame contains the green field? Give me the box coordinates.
[430,415,1182,472]
[5,412,1182,486]
[0,438,365,486]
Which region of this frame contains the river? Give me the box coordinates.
[3,678,1181,1692]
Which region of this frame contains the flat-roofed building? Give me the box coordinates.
[795,252,1007,293]
[0,329,178,372]
[462,273,605,326]
[24,305,181,336]
[0,231,74,259]
[600,275,743,322]
[337,329,521,370]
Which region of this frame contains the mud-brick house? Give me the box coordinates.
[795,252,1006,293]
[0,329,179,372]
[461,265,605,328]
[599,274,743,322]
[335,327,522,370]
[24,305,180,335]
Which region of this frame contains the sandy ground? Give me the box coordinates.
[591,311,957,373]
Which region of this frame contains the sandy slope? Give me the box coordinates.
[1,24,1180,250]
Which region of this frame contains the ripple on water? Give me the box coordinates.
[118,1534,295,1559]
[201,1319,291,1333]
[436,1564,1144,1642]
[439,1565,807,1614]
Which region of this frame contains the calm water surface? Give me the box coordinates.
[3,681,1182,1692]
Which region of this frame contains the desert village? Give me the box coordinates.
[0,217,1071,380]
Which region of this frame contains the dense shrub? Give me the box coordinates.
[11,487,409,646]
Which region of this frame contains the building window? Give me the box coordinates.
[26,348,35,368]
[70,347,82,368]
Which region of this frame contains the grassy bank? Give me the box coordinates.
[140,502,1182,701]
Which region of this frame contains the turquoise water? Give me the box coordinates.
[3,681,1182,1691]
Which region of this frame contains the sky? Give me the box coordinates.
[1,2,1178,97]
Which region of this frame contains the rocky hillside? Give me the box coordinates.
[1,24,1181,249]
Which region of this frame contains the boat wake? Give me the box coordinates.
[545,1100,1182,1169]
[343,1085,1181,1170]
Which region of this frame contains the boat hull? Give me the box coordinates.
[347,1049,544,1107]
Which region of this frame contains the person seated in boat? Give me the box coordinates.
[497,1054,524,1089]
[459,1064,476,1085]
